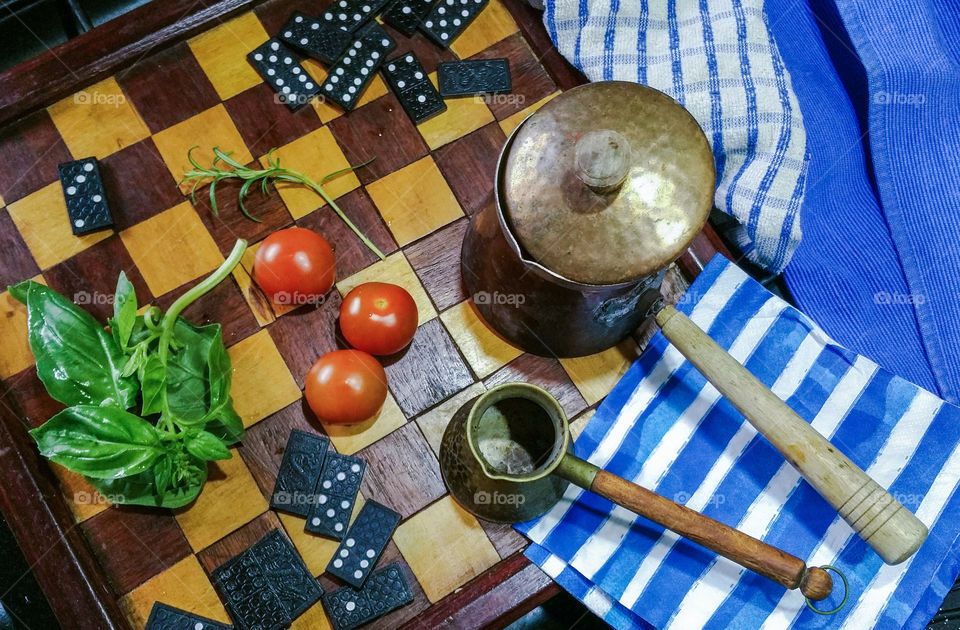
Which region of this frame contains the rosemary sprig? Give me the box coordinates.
[181,146,384,260]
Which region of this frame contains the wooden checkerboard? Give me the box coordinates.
[0,2,715,628]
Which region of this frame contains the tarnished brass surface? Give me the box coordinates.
[503,81,715,284]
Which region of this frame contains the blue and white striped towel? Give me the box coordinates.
[517,254,960,629]
[542,0,808,273]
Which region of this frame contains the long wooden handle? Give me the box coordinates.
[584,467,832,600]
[656,305,928,564]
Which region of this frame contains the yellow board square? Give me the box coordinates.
[278,494,365,575]
[394,495,500,602]
[291,602,334,630]
[120,555,230,628]
[47,77,150,160]
[417,74,494,150]
[322,392,407,454]
[152,104,254,190]
[187,12,268,100]
[0,277,45,378]
[231,249,278,327]
[560,338,639,405]
[261,127,359,220]
[6,183,110,269]
[440,300,522,378]
[175,447,269,551]
[449,0,520,59]
[119,201,224,296]
[335,251,437,325]
[416,381,485,456]
[570,408,595,441]
[365,156,463,246]
[499,91,561,136]
[57,467,111,522]
[228,329,302,427]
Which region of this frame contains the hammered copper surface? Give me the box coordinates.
[503,81,715,284]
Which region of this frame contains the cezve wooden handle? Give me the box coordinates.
[584,467,833,600]
[656,305,928,564]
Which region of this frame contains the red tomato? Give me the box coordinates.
[339,282,418,355]
[254,227,335,306]
[305,350,388,424]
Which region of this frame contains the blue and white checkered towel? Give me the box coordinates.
[517,255,960,629]
[542,0,807,273]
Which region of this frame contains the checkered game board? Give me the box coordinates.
[0,1,657,627]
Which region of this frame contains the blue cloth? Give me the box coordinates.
[517,255,960,629]
[766,0,960,406]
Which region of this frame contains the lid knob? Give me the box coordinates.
[574,129,632,193]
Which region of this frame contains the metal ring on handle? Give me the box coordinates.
[805,565,849,615]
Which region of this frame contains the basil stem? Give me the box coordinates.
[155,239,247,432]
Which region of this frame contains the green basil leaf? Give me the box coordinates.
[184,430,232,461]
[153,454,173,496]
[164,319,221,424]
[204,402,245,445]
[109,272,137,350]
[206,327,231,403]
[128,315,152,347]
[10,281,138,409]
[84,462,206,509]
[30,405,163,478]
[121,343,146,379]
[139,354,166,416]
[197,330,244,442]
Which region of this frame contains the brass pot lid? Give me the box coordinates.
[501,81,715,285]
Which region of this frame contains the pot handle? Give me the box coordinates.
[655,305,928,565]
[553,456,833,601]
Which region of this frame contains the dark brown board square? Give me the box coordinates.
[356,422,445,518]
[433,123,505,217]
[328,92,428,185]
[116,43,221,133]
[0,209,40,286]
[0,110,73,204]
[224,83,324,158]
[98,139,184,230]
[80,507,193,595]
[382,317,474,417]
[153,274,261,346]
[404,217,469,312]
[267,290,343,389]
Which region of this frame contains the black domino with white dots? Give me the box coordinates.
[320,0,393,32]
[247,38,320,110]
[382,0,437,36]
[382,52,447,123]
[321,564,413,630]
[420,0,488,47]
[305,453,366,538]
[326,501,400,588]
[58,158,112,235]
[320,22,396,111]
[279,12,354,65]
